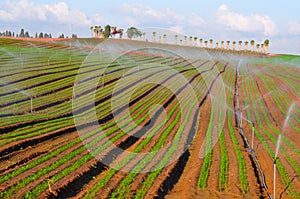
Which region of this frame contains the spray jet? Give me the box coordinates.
[273,134,281,199]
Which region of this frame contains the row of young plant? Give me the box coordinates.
[25,64,203,198]
[226,66,249,194]
[0,52,169,171]
[260,67,300,131]
[197,71,225,188]
[0,52,167,127]
[241,65,300,198]
[254,65,300,127]
[0,57,172,166]
[134,62,230,198]
[128,75,207,199]
[0,64,177,198]
[262,64,300,97]
[256,72,300,153]
[217,69,232,192]
[252,69,300,177]
[1,54,190,151]
[243,64,300,154]
[83,65,209,199]
[0,57,204,197]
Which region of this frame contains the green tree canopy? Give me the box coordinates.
[126,27,142,39]
[20,29,25,37]
[39,32,44,38]
[103,25,111,39]
[264,39,270,46]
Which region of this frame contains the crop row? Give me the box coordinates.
[241,64,299,198]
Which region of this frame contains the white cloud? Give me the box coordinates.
[121,3,161,21]
[119,3,198,27]
[216,4,277,36]
[288,21,300,35]
[0,0,91,26]
[90,14,105,25]
[188,13,205,27]
[117,3,206,37]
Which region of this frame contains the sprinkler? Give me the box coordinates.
[274,134,282,199]
[251,123,255,149]
[274,158,277,199]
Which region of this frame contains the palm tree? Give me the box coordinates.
[209,39,213,49]
[221,41,225,49]
[264,39,270,54]
[216,42,219,49]
[194,37,197,46]
[244,41,249,51]
[238,41,243,51]
[158,36,162,43]
[256,44,260,52]
[174,35,178,45]
[93,26,102,37]
[204,40,208,48]
[92,26,97,37]
[119,29,124,39]
[189,36,193,46]
[152,32,156,42]
[180,39,183,45]
[261,44,264,53]
[226,41,230,50]
[184,36,187,45]
[232,41,236,50]
[163,34,167,44]
[90,26,94,37]
[250,40,255,52]
[199,38,203,47]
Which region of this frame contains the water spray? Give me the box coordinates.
[30,97,33,114]
[274,134,282,199]
[282,103,295,131]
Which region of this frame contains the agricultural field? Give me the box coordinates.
[0,37,299,199]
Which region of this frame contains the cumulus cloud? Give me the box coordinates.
[216,4,277,36]
[288,21,300,35]
[120,3,185,25]
[121,3,162,21]
[0,0,91,26]
[117,3,205,34]
[188,13,205,27]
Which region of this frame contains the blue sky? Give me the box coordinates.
[0,0,300,54]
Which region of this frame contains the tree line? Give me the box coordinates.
[0,28,77,39]
[90,25,143,40]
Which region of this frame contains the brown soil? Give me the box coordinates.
[0,38,299,199]
[165,99,211,199]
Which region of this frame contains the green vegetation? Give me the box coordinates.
[0,38,299,199]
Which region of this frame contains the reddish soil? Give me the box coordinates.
[0,38,299,199]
